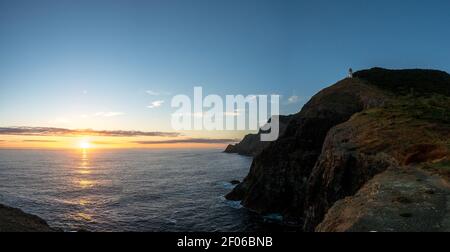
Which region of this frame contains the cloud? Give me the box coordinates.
[22,139,59,143]
[146,90,160,96]
[0,127,180,137]
[146,90,171,96]
[147,100,164,109]
[133,138,239,145]
[91,141,120,145]
[287,95,300,104]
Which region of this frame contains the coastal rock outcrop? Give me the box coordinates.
[224,115,292,156]
[316,167,450,232]
[226,68,450,231]
[0,203,56,232]
[226,76,387,217]
[303,96,450,230]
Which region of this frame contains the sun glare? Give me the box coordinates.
[79,140,91,149]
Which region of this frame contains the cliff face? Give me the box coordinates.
[316,167,450,232]
[226,76,388,219]
[226,68,450,231]
[303,95,450,230]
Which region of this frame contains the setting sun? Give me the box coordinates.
[79,140,91,149]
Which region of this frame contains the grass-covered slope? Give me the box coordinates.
[355,67,450,96]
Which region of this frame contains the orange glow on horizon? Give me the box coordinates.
[0,130,245,150]
[0,135,231,150]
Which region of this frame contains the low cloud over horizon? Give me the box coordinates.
[133,138,239,145]
[0,127,180,137]
[22,139,59,143]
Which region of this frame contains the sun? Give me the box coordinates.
[79,140,91,149]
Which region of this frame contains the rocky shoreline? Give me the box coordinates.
[0,203,56,232]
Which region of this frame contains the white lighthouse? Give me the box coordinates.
[348,68,353,78]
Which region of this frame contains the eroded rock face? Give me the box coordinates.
[226,78,387,221]
[316,167,450,232]
[302,94,450,230]
[302,124,396,230]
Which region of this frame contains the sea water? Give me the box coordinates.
[0,148,284,231]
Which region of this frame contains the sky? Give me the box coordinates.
[1,0,450,148]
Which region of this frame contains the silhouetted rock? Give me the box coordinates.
[230,180,241,185]
[354,67,450,96]
[224,115,292,156]
[0,203,56,232]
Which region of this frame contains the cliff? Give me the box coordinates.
[226,68,450,231]
[316,167,450,232]
[0,203,56,232]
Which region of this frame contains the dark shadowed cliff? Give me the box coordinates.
[226,68,450,232]
[0,203,56,232]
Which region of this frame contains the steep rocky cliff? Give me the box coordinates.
[303,95,450,230]
[226,68,450,231]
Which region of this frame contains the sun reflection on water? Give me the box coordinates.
[69,149,97,225]
[78,150,91,174]
[77,199,90,206]
[76,149,94,184]
[78,179,95,188]
[75,212,93,222]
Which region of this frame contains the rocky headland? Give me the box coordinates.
[0,203,56,232]
[225,68,450,232]
[224,115,293,156]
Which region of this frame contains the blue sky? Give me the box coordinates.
[1,0,450,134]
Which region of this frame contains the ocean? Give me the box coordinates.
[0,148,283,232]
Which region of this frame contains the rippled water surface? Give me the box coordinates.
[0,148,279,231]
